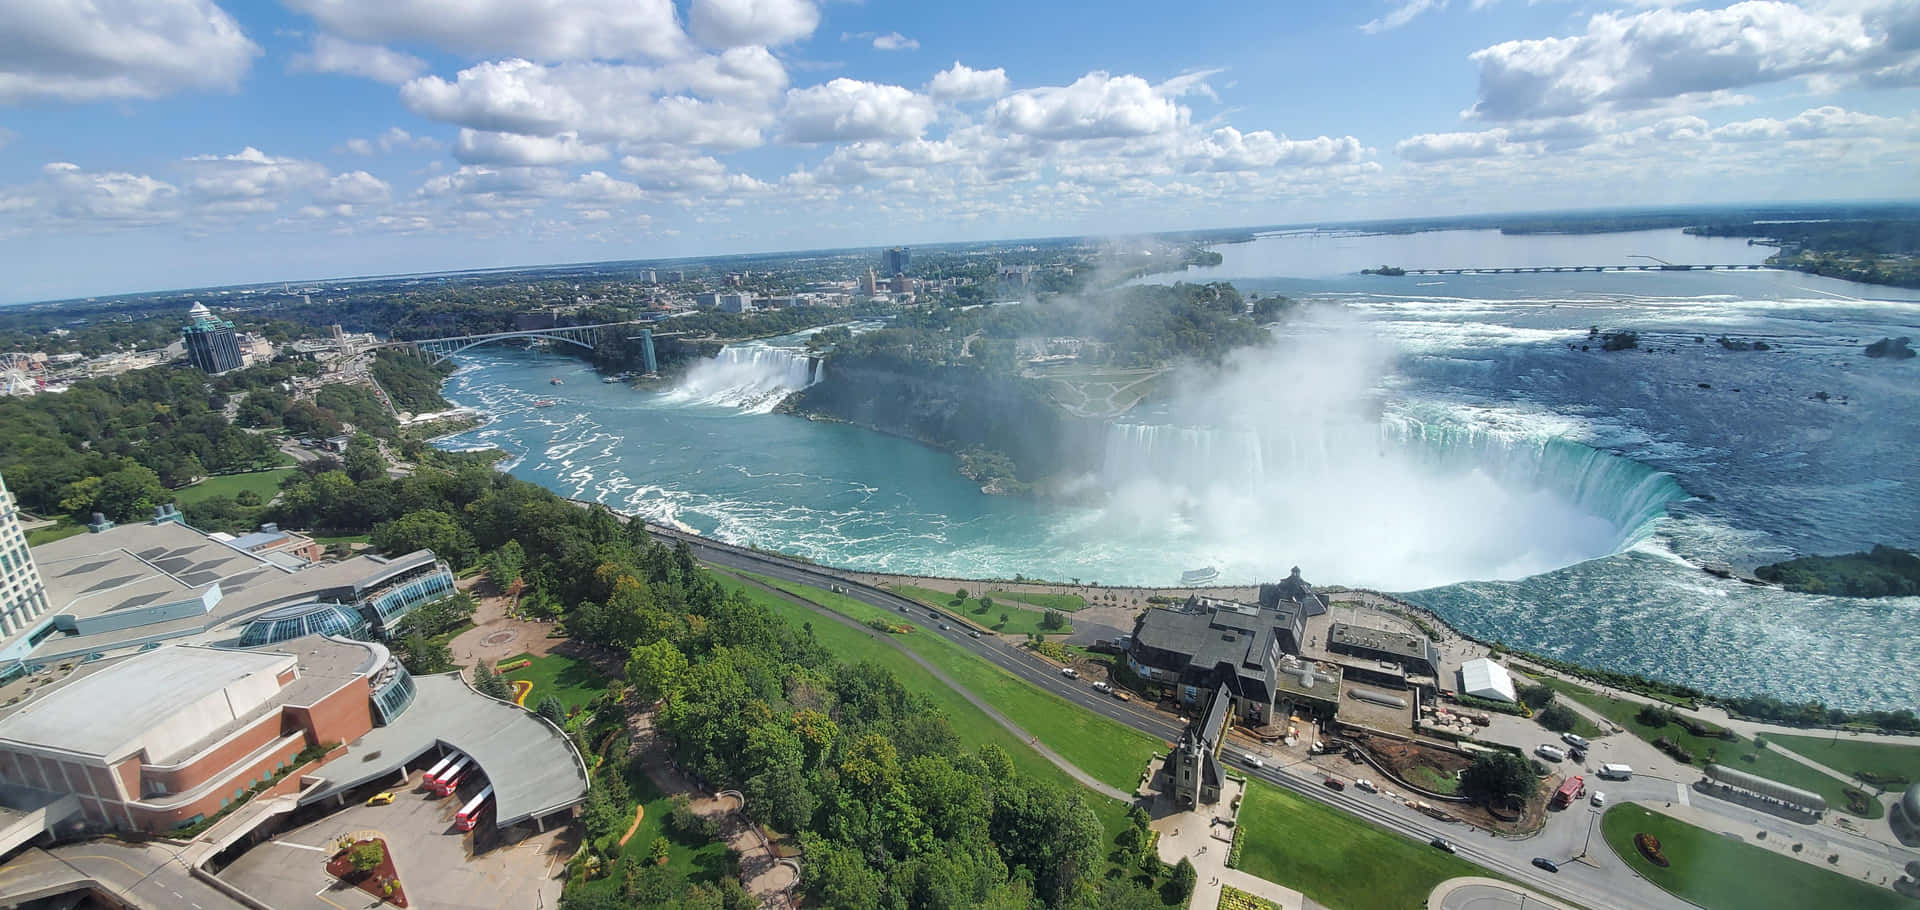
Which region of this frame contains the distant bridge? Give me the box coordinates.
[1394,264,1774,276]
[378,321,667,372]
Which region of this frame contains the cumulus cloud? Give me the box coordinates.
[1395,128,1512,162]
[1711,105,1915,141]
[1185,128,1367,170]
[1467,1,1913,120]
[620,154,770,194]
[182,147,329,211]
[989,71,1196,140]
[289,34,427,85]
[37,162,181,224]
[926,62,1009,103]
[313,170,392,205]
[779,78,938,143]
[401,51,787,150]
[871,32,919,52]
[1362,0,1445,34]
[0,0,258,103]
[282,0,689,61]
[455,129,611,165]
[688,0,819,48]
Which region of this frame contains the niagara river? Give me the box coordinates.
[436,228,1920,710]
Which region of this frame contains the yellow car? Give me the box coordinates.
[365,792,395,806]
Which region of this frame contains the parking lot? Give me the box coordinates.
[218,770,568,910]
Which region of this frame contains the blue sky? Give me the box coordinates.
[1,0,1917,302]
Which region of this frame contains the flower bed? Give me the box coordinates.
[326,837,409,907]
[1634,832,1670,868]
[1219,884,1283,910]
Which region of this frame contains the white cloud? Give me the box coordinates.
[926,62,1008,103]
[1362,0,1445,34]
[380,127,442,152]
[620,154,770,194]
[37,162,180,224]
[282,0,689,61]
[182,147,329,210]
[989,71,1188,140]
[1711,105,1916,141]
[1468,1,1912,120]
[401,51,786,151]
[289,34,428,85]
[779,78,938,143]
[455,129,611,165]
[687,0,819,48]
[872,32,919,52]
[1185,127,1367,170]
[0,0,258,103]
[314,170,392,205]
[1395,128,1513,162]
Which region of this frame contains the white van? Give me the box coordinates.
[1597,763,1634,780]
[1535,744,1567,762]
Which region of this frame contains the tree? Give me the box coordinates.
[344,435,386,483]
[1171,857,1197,900]
[370,508,476,568]
[489,540,526,588]
[954,587,969,602]
[537,695,567,726]
[649,836,671,866]
[999,612,1009,627]
[395,633,453,675]
[348,841,385,875]
[1517,684,1556,711]
[234,488,263,507]
[626,639,689,704]
[1461,751,1536,808]
[1041,609,1066,631]
[474,663,513,701]
[1536,704,1579,733]
[977,596,993,614]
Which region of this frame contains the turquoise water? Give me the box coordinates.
[438,229,1920,709]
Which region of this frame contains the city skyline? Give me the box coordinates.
[2,0,1918,302]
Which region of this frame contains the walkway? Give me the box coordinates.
[717,569,1130,801]
[1430,876,1575,910]
[627,710,797,908]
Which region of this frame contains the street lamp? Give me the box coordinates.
[1573,809,1599,864]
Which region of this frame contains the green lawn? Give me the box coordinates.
[709,571,1139,889]
[498,651,609,714]
[988,589,1088,612]
[1236,781,1485,910]
[1764,733,1920,789]
[310,533,371,545]
[743,571,1162,792]
[1551,684,1881,818]
[893,584,1073,636]
[25,519,84,546]
[572,753,731,900]
[1602,803,1907,910]
[171,468,295,505]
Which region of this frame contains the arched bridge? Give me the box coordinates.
[382,321,662,372]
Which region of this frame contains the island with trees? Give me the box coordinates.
[1754,545,1920,598]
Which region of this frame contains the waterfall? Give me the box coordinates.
[1100,411,1687,561]
[667,343,822,413]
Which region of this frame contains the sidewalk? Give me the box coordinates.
[1428,876,1574,910]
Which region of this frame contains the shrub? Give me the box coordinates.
[1517,684,1556,710]
[1638,704,1673,727]
[349,841,385,875]
[1536,704,1579,733]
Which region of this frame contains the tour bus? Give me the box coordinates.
[1551,775,1585,809]
[456,785,494,832]
[430,755,472,796]
[422,753,459,787]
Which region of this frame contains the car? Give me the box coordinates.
[1562,732,1590,749]
[1531,857,1560,873]
[1243,755,1264,769]
[366,792,395,806]
[1354,779,1377,793]
[1429,837,1455,854]
[968,630,980,638]
[1059,667,1079,679]
[1535,744,1566,762]
[1323,777,1346,791]
[898,605,909,613]
[1091,681,1112,693]
[1112,690,1131,702]
[930,611,942,620]
[1590,790,1606,807]
[1569,747,1588,764]
[938,623,949,631]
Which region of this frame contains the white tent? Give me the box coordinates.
[1459,657,1517,703]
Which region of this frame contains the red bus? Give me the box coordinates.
[430,756,471,796]
[1551,775,1584,808]
[422,753,459,786]
[456,785,494,832]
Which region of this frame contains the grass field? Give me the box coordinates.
[742,571,1162,792]
[498,651,609,714]
[1763,734,1920,788]
[311,533,371,545]
[893,584,1072,636]
[1551,684,1882,818]
[1602,803,1908,910]
[24,519,84,546]
[172,468,295,505]
[570,751,731,900]
[1235,781,1485,910]
[989,589,1087,612]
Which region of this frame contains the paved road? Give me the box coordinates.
[0,841,237,909]
[645,524,1693,910]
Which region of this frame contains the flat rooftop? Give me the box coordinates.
[1328,622,1431,662]
[17,521,430,662]
[303,674,587,828]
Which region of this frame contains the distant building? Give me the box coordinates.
[889,274,910,294]
[717,292,756,314]
[181,302,243,374]
[884,247,911,277]
[664,270,685,282]
[694,292,721,309]
[860,268,879,296]
[1327,621,1439,688]
[0,472,50,641]
[643,269,657,283]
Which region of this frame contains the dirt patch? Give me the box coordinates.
[616,805,646,847]
[1353,734,1546,834]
